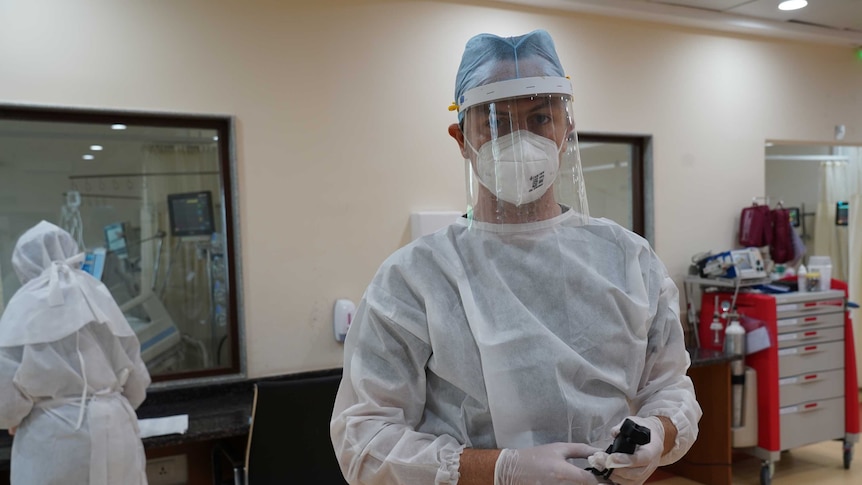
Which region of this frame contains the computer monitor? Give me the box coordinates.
[836,201,849,226]
[167,191,215,237]
[787,207,800,228]
[104,222,128,259]
[81,247,107,280]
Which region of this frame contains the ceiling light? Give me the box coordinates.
[90,145,103,151]
[212,136,219,141]
[778,0,807,11]
[111,124,127,130]
[82,154,95,160]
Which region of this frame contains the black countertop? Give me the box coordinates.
[1,350,734,471]
[687,347,742,368]
[0,368,342,471]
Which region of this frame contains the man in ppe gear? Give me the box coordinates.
[0,221,151,485]
[330,30,701,485]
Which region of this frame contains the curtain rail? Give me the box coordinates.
[765,155,850,162]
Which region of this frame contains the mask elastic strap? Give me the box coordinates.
[464,137,480,158]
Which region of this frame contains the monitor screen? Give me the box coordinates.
[104,222,128,259]
[168,191,215,237]
[836,201,849,226]
[80,247,107,280]
[787,207,800,228]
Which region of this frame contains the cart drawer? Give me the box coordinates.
[779,368,844,407]
[775,291,845,319]
[780,396,845,451]
[778,340,844,377]
[776,325,844,349]
[776,311,844,334]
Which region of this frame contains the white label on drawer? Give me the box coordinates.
[780,406,799,415]
[777,304,799,312]
[777,334,797,341]
[779,377,798,386]
[777,319,798,327]
[778,348,799,356]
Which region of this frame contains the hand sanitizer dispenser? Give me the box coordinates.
[334,299,355,343]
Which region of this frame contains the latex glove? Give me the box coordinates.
[592,416,664,485]
[495,442,603,485]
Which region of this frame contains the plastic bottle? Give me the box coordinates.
[797,264,808,293]
[723,313,746,428]
[709,307,723,346]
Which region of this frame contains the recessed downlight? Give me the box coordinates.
[90,145,103,151]
[82,154,95,160]
[111,124,127,130]
[778,0,807,11]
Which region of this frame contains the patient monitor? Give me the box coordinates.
[120,290,182,374]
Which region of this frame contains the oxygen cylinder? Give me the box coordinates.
[724,314,746,428]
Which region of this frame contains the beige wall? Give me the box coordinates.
[2,0,861,378]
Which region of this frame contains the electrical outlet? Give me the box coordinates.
[146,454,188,485]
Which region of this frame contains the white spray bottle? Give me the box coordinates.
[724,309,746,428]
[709,296,723,346]
[797,264,808,293]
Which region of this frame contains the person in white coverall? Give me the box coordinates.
[330,29,701,485]
[0,221,151,485]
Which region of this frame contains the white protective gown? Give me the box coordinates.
[331,210,701,484]
[0,221,151,485]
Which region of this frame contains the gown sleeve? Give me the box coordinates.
[119,337,151,410]
[633,255,702,465]
[0,346,33,430]
[330,286,465,485]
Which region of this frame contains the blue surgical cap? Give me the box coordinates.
[454,29,566,121]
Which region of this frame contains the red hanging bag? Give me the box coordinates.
[739,204,771,247]
[769,207,794,263]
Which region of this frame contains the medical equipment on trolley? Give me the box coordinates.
[167,191,215,239]
[120,290,182,374]
[101,221,182,374]
[696,248,767,281]
[698,286,859,483]
[81,247,107,281]
[164,190,226,362]
[94,190,224,374]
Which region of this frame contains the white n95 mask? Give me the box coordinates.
[473,130,560,206]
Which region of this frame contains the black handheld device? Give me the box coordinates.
[586,418,651,479]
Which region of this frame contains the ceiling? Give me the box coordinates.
[500,0,862,45]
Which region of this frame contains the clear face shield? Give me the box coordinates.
[457,77,589,227]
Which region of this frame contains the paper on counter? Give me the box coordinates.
[138,414,189,439]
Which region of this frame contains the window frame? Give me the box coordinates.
[0,104,246,386]
[578,132,652,243]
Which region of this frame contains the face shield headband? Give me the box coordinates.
[457,77,589,227]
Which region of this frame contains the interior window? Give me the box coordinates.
[0,105,242,383]
[578,133,650,240]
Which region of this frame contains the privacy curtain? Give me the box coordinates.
[813,161,849,281]
[834,147,862,386]
[138,144,221,367]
